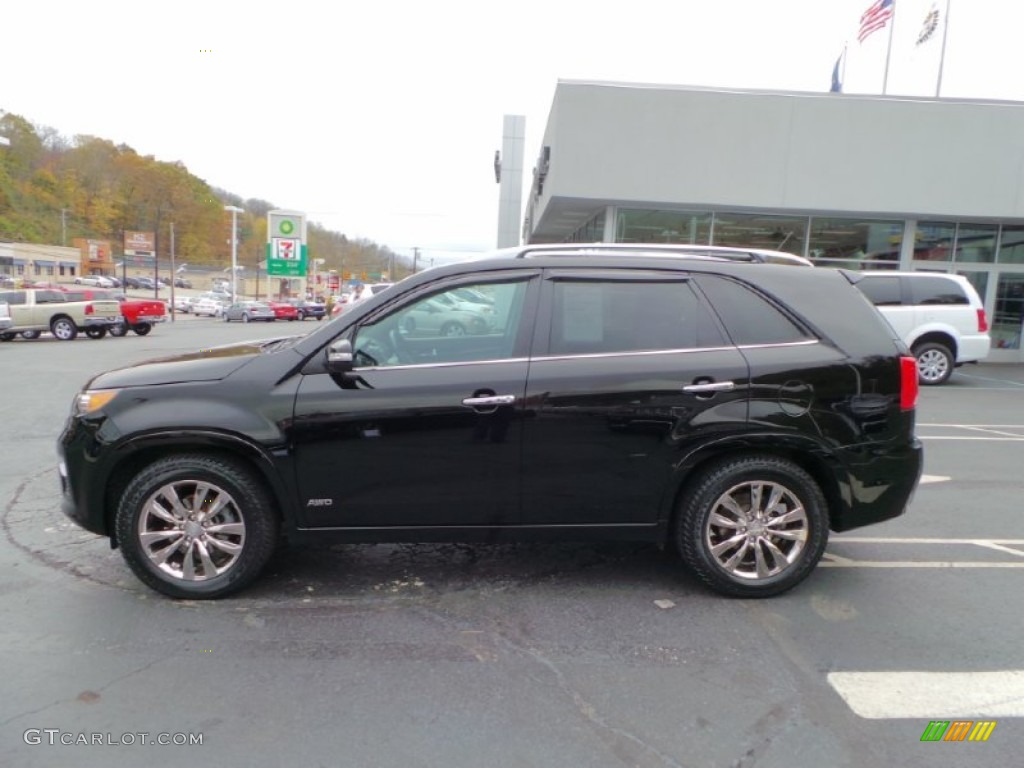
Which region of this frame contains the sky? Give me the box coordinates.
[3,0,1023,267]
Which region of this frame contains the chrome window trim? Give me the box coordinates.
[353,339,821,371]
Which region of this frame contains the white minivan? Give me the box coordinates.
[852,271,990,385]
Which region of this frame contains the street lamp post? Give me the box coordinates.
[224,205,244,300]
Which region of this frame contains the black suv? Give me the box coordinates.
[59,247,923,599]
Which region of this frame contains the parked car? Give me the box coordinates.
[0,275,15,287]
[172,296,195,314]
[58,246,922,600]
[74,275,115,288]
[191,297,228,318]
[223,301,276,322]
[173,277,193,289]
[286,298,326,321]
[267,301,300,321]
[60,288,167,337]
[398,296,491,337]
[850,270,991,385]
[0,288,121,340]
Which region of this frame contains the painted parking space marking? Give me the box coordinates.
[822,538,1024,568]
[828,671,1024,719]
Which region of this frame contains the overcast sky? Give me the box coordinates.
[3,0,1020,265]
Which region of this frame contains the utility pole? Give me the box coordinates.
[61,209,67,246]
[169,222,176,323]
[413,247,419,273]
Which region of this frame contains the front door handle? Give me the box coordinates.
[683,381,735,394]
[462,394,517,407]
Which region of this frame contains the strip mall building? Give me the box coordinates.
[523,80,1024,361]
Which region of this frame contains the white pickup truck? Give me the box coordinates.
[0,288,122,341]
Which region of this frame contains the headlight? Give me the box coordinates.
[74,390,118,416]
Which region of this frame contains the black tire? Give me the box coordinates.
[109,322,128,337]
[50,316,78,341]
[115,454,279,599]
[912,341,953,386]
[21,330,41,340]
[85,327,107,339]
[242,313,250,323]
[133,323,152,336]
[674,454,828,598]
[440,321,465,337]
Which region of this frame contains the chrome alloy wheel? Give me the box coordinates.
[704,480,808,581]
[137,480,246,581]
[916,348,949,384]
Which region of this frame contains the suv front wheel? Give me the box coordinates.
[115,455,279,599]
[675,455,828,597]
[913,341,953,385]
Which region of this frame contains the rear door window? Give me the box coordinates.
[546,276,726,355]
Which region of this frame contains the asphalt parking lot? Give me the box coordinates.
[1,324,1021,767]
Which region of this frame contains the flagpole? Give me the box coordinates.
[935,0,952,97]
[881,1,897,95]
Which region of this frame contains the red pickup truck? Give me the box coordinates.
[61,288,167,336]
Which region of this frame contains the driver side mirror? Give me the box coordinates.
[326,338,354,374]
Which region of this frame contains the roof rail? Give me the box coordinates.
[503,242,812,266]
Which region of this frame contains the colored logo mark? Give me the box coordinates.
[279,220,295,235]
[920,720,997,742]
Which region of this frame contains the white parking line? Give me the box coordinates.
[822,537,1024,568]
[828,671,1024,718]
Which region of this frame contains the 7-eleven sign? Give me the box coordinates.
[267,237,307,276]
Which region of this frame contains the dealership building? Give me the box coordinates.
[521,80,1024,361]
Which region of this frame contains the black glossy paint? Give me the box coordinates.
[58,255,922,547]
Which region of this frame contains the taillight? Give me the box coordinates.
[900,356,919,410]
[977,308,989,333]
[84,303,94,315]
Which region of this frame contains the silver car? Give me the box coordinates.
[223,301,276,323]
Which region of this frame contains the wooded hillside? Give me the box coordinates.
[0,112,403,278]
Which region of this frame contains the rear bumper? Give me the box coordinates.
[957,334,991,364]
[830,438,923,532]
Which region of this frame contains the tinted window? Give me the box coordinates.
[548,279,725,355]
[856,276,903,306]
[909,275,968,305]
[355,280,528,366]
[0,291,26,305]
[695,275,812,345]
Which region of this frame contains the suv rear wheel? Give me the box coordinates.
[675,455,828,597]
[115,455,278,599]
[912,341,953,385]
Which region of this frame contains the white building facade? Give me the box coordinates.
[524,80,1024,360]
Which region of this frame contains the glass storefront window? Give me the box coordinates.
[993,273,1024,350]
[954,223,996,263]
[997,226,1024,263]
[914,221,955,264]
[709,212,806,256]
[807,217,903,269]
[616,209,712,245]
[570,211,606,243]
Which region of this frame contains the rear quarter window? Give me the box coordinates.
[695,276,812,345]
[909,276,969,305]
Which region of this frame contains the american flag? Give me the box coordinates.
[858,0,894,43]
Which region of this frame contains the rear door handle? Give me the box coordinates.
[683,381,735,394]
